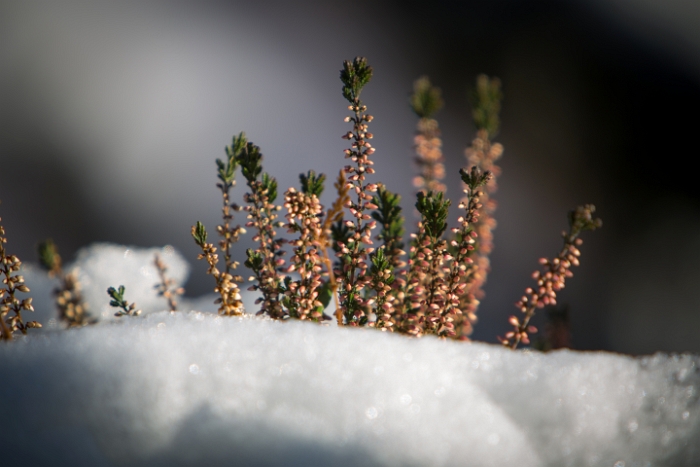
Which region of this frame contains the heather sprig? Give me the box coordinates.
[153,253,184,312]
[410,77,446,194]
[240,141,286,318]
[337,57,379,326]
[192,133,247,315]
[192,221,244,315]
[281,171,327,321]
[0,210,39,340]
[107,285,141,317]
[368,246,397,331]
[217,133,247,275]
[415,191,451,335]
[441,167,492,338]
[502,204,602,349]
[471,74,502,138]
[38,239,92,327]
[322,170,350,324]
[459,75,504,335]
[371,185,406,271]
[399,191,450,336]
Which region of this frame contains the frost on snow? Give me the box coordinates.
[1,244,699,467]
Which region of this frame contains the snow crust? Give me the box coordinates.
[2,244,699,467]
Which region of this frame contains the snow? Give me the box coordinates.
[2,244,699,467]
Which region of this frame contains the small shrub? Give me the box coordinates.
[38,239,93,327]
[188,56,601,349]
[0,207,40,340]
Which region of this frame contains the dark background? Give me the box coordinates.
[2,0,699,354]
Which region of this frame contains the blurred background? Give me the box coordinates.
[1,0,699,354]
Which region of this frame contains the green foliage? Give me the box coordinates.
[107,285,126,308]
[471,74,502,137]
[316,281,333,312]
[415,191,451,240]
[239,141,264,185]
[192,221,208,247]
[37,239,60,273]
[340,56,373,103]
[370,247,395,286]
[299,170,326,197]
[459,166,492,191]
[217,132,246,187]
[261,173,278,203]
[371,185,404,262]
[244,248,264,272]
[410,76,443,119]
[107,285,140,317]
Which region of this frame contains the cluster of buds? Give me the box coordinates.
[1,216,39,341]
[439,167,493,338]
[413,119,446,193]
[56,272,91,326]
[38,239,92,327]
[502,204,602,349]
[239,141,285,319]
[192,222,244,315]
[410,77,446,194]
[153,253,184,312]
[399,191,450,336]
[368,247,398,331]
[216,133,247,277]
[107,285,141,317]
[281,172,326,321]
[420,236,451,336]
[337,57,379,325]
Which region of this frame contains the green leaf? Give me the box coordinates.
[192,221,208,246]
[317,281,333,310]
[470,74,503,137]
[261,173,278,204]
[37,239,59,272]
[459,166,492,191]
[244,248,264,271]
[299,170,326,197]
[239,142,264,184]
[410,76,443,119]
[340,57,373,103]
[415,191,451,239]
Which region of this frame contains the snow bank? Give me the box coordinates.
[2,244,699,467]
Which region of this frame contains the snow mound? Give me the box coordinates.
[5,243,700,466]
[21,243,190,324]
[0,313,698,467]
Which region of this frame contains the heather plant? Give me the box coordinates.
[0,58,604,350]
[0,208,40,340]
[399,190,451,335]
[335,56,379,326]
[38,239,93,327]
[239,138,286,319]
[458,75,504,335]
[280,171,331,321]
[186,56,601,349]
[153,253,184,312]
[410,76,446,194]
[502,204,602,349]
[107,285,141,317]
[191,133,246,316]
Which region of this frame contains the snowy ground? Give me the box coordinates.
[1,244,699,467]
